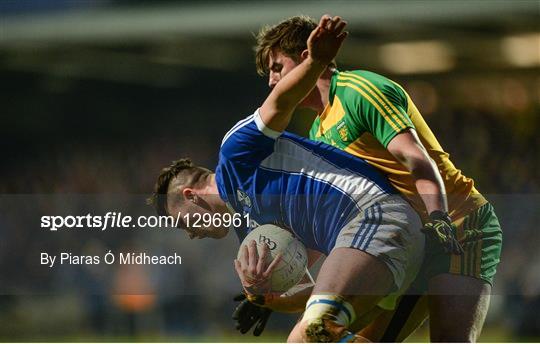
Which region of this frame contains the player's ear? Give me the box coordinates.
[182,188,198,204]
[300,49,309,61]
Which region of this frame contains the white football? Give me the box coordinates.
[237,224,308,292]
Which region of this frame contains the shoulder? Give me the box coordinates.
[337,70,398,88]
[334,70,408,108]
[220,112,257,147]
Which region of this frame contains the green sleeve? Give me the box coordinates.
[309,117,320,140]
[338,71,415,148]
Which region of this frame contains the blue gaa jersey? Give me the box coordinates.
[215,109,397,255]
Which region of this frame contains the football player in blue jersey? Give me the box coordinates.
[149,16,425,342]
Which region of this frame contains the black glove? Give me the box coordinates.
[232,293,272,336]
[421,210,464,255]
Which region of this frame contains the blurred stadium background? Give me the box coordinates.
[1,0,539,341]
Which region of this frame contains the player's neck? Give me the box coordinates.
[316,71,332,110]
[205,174,228,214]
[300,70,331,113]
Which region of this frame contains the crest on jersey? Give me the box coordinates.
[337,121,348,142]
[236,189,252,208]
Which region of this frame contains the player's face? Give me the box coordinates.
[167,197,228,240]
[267,49,301,89]
[268,49,318,109]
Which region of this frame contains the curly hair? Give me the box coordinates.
[254,15,317,76]
[147,158,210,216]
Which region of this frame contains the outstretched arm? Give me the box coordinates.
[259,15,347,132]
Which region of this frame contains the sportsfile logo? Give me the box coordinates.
[40,212,183,231]
[258,234,277,250]
[41,211,250,231]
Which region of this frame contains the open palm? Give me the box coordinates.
[308,15,348,66]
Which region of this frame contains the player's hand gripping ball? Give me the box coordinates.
[235,224,308,294]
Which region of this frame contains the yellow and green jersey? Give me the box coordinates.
[309,70,486,221]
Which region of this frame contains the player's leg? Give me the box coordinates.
[362,254,432,342]
[425,202,502,342]
[428,274,490,342]
[288,200,425,342]
[356,294,429,342]
[287,248,394,342]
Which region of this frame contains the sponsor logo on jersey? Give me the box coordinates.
[236,189,252,208]
[337,121,349,142]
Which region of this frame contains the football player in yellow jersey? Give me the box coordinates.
[233,15,502,342]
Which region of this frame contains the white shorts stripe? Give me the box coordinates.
[359,202,383,250]
[351,205,373,248]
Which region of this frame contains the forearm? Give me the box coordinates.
[260,57,326,132]
[388,131,461,253]
[408,156,448,214]
[387,131,448,215]
[264,283,313,313]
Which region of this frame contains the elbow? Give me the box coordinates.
[272,96,297,113]
[405,155,436,180]
[264,93,296,115]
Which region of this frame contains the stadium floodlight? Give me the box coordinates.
[379,40,455,74]
[501,33,540,68]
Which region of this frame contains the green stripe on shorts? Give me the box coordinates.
[424,202,502,285]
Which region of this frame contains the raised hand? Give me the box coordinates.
[307,15,348,66]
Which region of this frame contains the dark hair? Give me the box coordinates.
[147,158,210,216]
[254,15,317,76]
